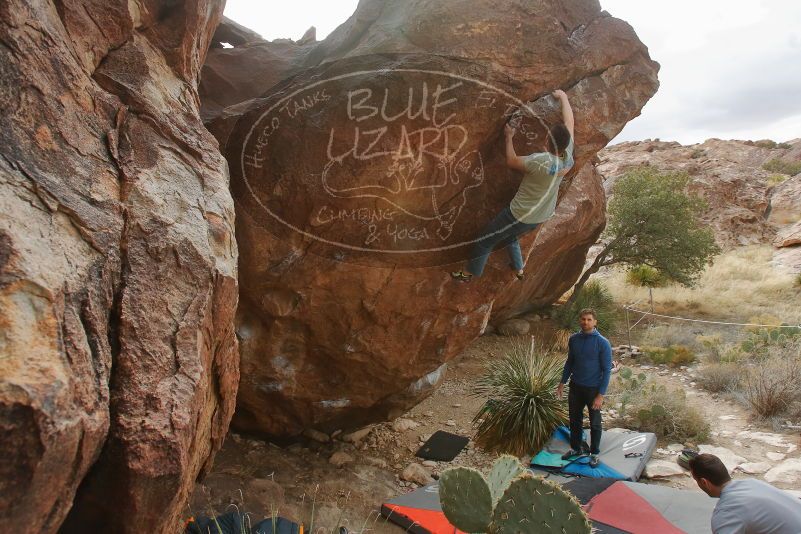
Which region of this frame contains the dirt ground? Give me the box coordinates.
[190,321,801,533]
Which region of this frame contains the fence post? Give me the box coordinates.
[625,306,632,350]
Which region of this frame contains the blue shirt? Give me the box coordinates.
[561,329,612,394]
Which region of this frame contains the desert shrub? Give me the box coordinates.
[777,142,792,149]
[744,356,801,417]
[555,280,618,333]
[754,139,778,149]
[550,328,571,351]
[626,264,665,287]
[616,367,709,442]
[615,367,648,410]
[472,340,568,455]
[696,363,741,392]
[697,334,723,361]
[642,324,701,350]
[642,345,696,366]
[767,174,788,186]
[689,148,706,159]
[795,272,801,288]
[740,325,801,359]
[762,158,801,176]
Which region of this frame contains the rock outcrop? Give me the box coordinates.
[0,1,238,532]
[597,138,801,248]
[202,0,658,438]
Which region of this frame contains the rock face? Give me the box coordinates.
[0,1,238,533]
[770,175,801,226]
[597,138,801,249]
[775,221,801,248]
[643,459,687,479]
[697,445,746,474]
[201,0,659,437]
[764,458,801,486]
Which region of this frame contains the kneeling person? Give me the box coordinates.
[690,453,801,534]
[556,308,612,468]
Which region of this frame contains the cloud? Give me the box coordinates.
[604,0,801,143]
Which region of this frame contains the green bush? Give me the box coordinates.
[697,363,741,393]
[615,367,709,442]
[754,139,777,149]
[555,280,618,333]
[472,340,568,455]
[762,158,801,176]
[642,345,696,366]
[626,264,665,287]
[689,148,706,159]
[777,142,792,149]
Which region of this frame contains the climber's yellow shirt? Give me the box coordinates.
[509,138,574,224]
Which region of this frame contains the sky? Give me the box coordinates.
[223,0,801,145]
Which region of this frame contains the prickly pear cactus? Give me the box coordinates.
[439,467,493,532]
[490,474,591,534]
[487,455,524,503]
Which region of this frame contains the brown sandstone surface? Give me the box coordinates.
[202,0,658,437]
[597,138,801,248]
[0,1,238,532]
[771,175,801,227]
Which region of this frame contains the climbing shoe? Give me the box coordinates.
[561,449,581,461]
[450,270,473,282]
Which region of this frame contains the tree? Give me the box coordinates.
[567,166,719,304]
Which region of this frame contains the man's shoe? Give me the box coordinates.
[561,449,581,460]
[589,454,600,468]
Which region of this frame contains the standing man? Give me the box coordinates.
[556,308,612,468]
[690,453,801,533]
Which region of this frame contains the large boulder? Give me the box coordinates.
[203,0,659,437]
[0,1,238,532]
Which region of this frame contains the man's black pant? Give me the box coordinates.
[568,382,602,455]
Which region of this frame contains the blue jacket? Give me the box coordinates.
[561,329,613,394]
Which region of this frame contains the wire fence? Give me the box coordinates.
[621,303,801,349]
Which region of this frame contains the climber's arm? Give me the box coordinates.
[553,89,574,139]
[504,123,527,172]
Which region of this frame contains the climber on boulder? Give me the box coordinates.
[451,89,575,282]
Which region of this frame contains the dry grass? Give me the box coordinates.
[599,246,801,323]
[744,356,801,417]
[696,363,742,393]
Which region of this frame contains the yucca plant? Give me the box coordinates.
[472,340,568,456]
[554,280,619,333]
[626,264,665,288]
